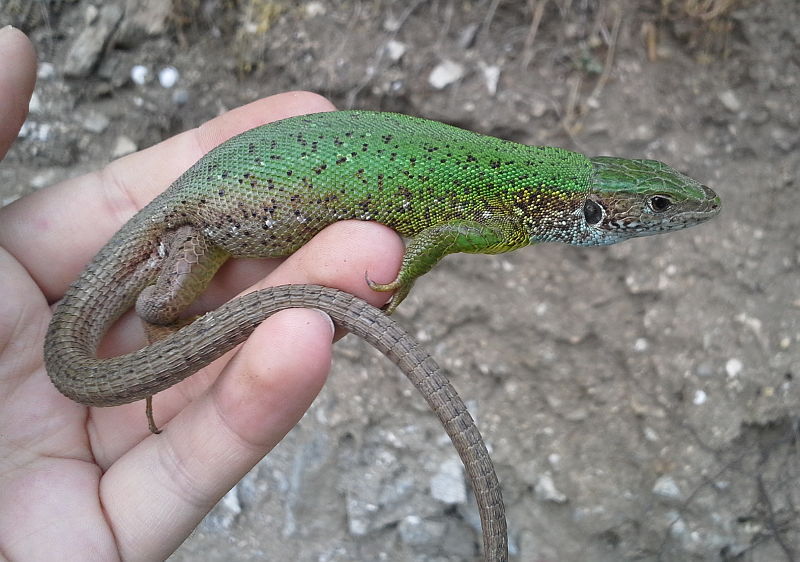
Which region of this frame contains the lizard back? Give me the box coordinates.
[157,110,594,257]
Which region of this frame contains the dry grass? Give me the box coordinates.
[658,0,749,60]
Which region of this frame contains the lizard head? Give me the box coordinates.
[577,156,721,246]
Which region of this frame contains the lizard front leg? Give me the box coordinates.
[368,219,530,314]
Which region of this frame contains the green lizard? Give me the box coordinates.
[44,110,720,562]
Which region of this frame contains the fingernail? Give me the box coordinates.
[314,309,335,336]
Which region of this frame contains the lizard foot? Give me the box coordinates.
[364,271,410,315]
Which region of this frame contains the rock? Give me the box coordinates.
[430,457,467,504]
[458,23,481,49]
[28,92,42,114]
[37,62,55,80]
[718,90,742,112]
[158,66,180,88]
[725,358,743,378]
[116,0,172,45]
[344,447,420,536]
[479,62,500,96]
[130,65,149,85]
[83,112,110,134]
[304,2,327,17]
[384,40,407,62]
[172,89,190,106]
[534,472,567,503]
[209,486,243,530]
[429,60,465,89]
[112,135,138,158]
[64,4,124,78]
[398,515,446,546]
[652,475,682,500]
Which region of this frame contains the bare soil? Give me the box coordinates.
[2,1,799,560]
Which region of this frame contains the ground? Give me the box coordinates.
[2,0,799,560]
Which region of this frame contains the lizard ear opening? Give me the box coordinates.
[583,198,604,226]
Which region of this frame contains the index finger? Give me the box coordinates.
[0,27,36,159]
[0,91,336,300]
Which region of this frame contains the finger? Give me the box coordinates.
[0,26,36,159]
[89,220,404,461]
[99,307,333,560]
[0,91,336,300]
[98,222,404,560]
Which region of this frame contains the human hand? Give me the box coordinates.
[0,27,403,560]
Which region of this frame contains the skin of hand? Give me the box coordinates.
[0,27,404,560]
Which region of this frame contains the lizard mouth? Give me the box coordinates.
[700,184,722,215]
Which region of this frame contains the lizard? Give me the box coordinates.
[43,110,721,562]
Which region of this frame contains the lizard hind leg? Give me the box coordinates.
[135,225,229,433]
[135,225,230,326]
[142,317,203,434]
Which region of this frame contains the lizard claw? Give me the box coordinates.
[364,271,409,315]
[364,270,400,292]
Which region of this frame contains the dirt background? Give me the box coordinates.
[2,0,799,560]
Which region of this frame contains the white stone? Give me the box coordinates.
[158,66,179,88]
[429,60,465,89]
[384,40,407,61]
[480,62,500,96]
[718,90,742,112]
[131,64,149,85]
[653,475,682,499]
[430,458,467,504]
[725,358,743,378]
[112,135,138,158]
[534,472,567,503]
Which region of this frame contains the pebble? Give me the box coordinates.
[718,90,742,112]
[18,121,50,142]
[398,515,446,546]
[695,361,715,377]
[480,63,500,96]
[304,2,327,17]
[158,66,180,88]
[130,65,149,85]
[383,15,401,32]
[725,358,743,378]
[84,4,99,24]
[429,60,465,89]
[430,458,467,504]
[652,475,682,499]
[534,472,567,503]
[384,39,407,62]
[112,135,138,158]
[28,92,42,114]
[30,169,60,190]
[172,89,190,106]
[458,23,480,49]
[644,426,660,442]
[215,487,243,529]
[83,112,110,134]
[37,62,55,80]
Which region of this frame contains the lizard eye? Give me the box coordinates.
[583,199,604,226]
[648,195,672,213]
